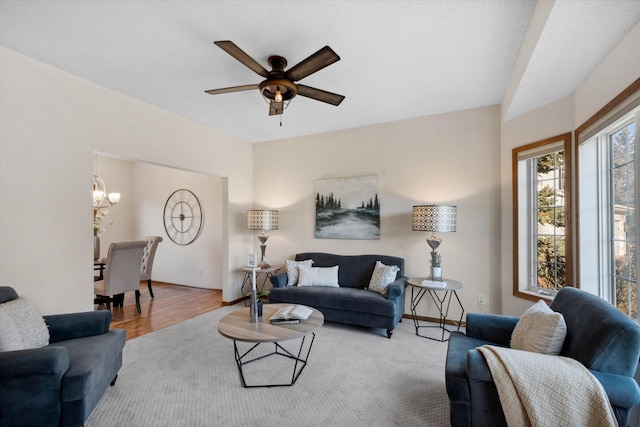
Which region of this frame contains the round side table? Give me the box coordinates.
[406,277,465,342]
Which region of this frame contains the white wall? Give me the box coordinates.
[574,21,640,128]
[2,19,638,319]
[0,47,253,314]
[132,161,224,289]
[95,156,224,289]
[499,20,640,316]
[500,95,575,316]
[253,106,501,320]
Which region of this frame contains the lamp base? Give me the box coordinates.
[258,244,270,268]
[426,234,442,252]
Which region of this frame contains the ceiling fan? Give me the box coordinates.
[205,41,345,116]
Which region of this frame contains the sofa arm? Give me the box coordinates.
[0,347,69,426]
[467,348,507,427]
[466,313,519,345]
[0,346,69,378]
[386,277,407,299]
[45,310,112,343]
[269,273,288,288]
[590,369,640,409]
[466,348,640,426]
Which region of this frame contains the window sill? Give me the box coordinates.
[513,289,556,303]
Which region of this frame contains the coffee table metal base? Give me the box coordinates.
[232,333,316,388]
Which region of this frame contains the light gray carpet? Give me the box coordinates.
[86,305,451,427]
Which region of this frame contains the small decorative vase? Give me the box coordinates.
[249,289,258,323]
[430,266,442,281]
[94,235,100,261]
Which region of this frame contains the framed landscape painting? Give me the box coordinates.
[315,175,380,240]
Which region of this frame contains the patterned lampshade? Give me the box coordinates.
[412,205,457,232]
[247,210,279,231]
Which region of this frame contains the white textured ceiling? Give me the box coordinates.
[1,1,639,143]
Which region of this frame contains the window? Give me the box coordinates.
[513,133,572,301]
[578,105,639,319]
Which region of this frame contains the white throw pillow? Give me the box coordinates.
[0,296,49,350]
[284,259,314,287]
[510,299,566,355]
[368,261,400,296]
[0,311,25,351]
[297,265,339,287]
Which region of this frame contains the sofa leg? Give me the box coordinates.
[387,329,393,338]
[110,374,118,386]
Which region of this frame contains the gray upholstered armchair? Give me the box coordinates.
[140,236,163,298]
[94,240,146,312]
[0,286,126,427]
[445,287,640,427]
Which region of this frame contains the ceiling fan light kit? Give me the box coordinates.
[206,41,345,117]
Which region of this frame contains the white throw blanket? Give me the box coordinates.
[478,345,617,427]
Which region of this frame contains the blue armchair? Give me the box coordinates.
[0,286,126,427]
[445,287,640,427]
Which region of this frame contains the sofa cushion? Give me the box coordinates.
[511,299,566,355]
[295,253,404,289]
[54,330,126,403]
[368,261,400,296]
[284,259,313,287]
[0,296,49,349]
[297,266,339,287]
[269,286,396,317]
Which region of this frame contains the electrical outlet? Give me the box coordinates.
[477,294,487,306]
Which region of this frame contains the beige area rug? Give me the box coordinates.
[86,304,450,427]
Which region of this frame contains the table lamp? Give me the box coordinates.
[412,205,457,280]
[247,209,279,268]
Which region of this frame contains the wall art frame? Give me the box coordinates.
[315,175,380,240]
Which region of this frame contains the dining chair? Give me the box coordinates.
[140,236,163,298]
[94,240,146,313]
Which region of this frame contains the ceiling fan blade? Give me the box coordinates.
[269,101,284,116]
[286,46,340,81]
[205,84,259,95]
[214,41,269,78]
[296,84,345,106]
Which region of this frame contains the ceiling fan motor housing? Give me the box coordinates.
[259,55,297,101]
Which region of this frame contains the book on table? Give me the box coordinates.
[422,279,447,287]
[269,305,313,324]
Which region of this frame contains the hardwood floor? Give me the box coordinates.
[96,281,223,340]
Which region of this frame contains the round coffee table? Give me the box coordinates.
[217,303,324,387]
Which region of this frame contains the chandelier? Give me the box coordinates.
[93,174,120,209]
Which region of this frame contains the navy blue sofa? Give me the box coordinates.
[269,252,407,338]
[0,286,126,427]
[445,287,640,427]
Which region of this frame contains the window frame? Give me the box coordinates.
[577,106,639,317]
[575,78,640,319]
[512,133,572,302]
